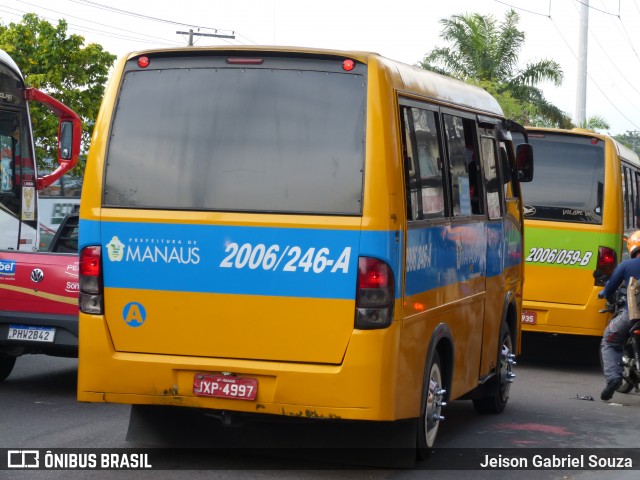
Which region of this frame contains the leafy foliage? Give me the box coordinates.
[419,10,572,128]
[0,13,116,176]
[576,115,610,132]
[614,131,640,156]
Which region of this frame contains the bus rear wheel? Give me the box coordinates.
[473,324,515,414]
[417,351,446,458]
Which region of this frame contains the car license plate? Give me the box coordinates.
[7,324,56,343]
[521,310,537,325]
[193,374,258,401]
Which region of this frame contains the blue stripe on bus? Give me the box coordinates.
[406,223,485,296]
[80,220,399,300]
[404,222,519,296]
[79,219,519,299]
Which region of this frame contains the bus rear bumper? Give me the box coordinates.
[77,316,406,422]
[521,295,609,337]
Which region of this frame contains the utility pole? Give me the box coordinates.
[575,0,589,127]
[176,29,235,46]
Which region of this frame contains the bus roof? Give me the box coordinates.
[526,126,640,167]
[0,48,23,80]
[119,45,505,118]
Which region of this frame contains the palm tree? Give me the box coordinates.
[578,115,610,132]
[419,9,572,128]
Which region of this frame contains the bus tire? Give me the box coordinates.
[473,324,513,414]
[417,350,445,458]
[0,355,16,382]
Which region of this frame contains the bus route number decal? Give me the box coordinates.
[219,243,351,274]
[525,247,592,266]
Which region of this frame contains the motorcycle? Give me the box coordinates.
[599,286,640,394]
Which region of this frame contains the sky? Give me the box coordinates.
[2,0,640,135]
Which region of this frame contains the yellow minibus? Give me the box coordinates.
[77,46,533,453]
[514,128,640,337]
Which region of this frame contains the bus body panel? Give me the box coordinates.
[85,215,403,364]
[0,49,83,380]
[519,128,634,337]
[523,225,619,305]
[0,250,77,316]
[77,47,526,431]
[78,315,404,420]
[0,68,38,251]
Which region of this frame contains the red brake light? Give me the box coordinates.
[358,257,390,289]
[594,246,617,286]
[597,247,616,272]
[355,257,394,330]
[79,246,103,314]
[137,56,150,68]
[342,59,355,71]
[80,246,101,277]
[226,57,264,65]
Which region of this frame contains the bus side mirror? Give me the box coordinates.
[25,87,82,190]
[516,143,534,182]
[59,121,73,160]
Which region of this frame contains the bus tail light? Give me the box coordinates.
[79,246,104,314]
[594,246,617,286]
[226,57,264,65]
[355,257,395,329]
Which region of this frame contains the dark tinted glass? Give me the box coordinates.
[0,108,36,231]
[517,133,605,224]
[0,62,24,108]
[104,64,366,215]
[50,214,79,253]
[443,114,483,216]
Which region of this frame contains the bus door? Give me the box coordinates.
[0,109,37,251]
[401,101,487,393]
[477,125,503,374]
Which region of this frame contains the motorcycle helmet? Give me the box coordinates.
[628,231,640,258]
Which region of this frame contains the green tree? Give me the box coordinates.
[576,115,610,132]
[419,9,572,128]
[614,130,640,156]
[0,13,116,176]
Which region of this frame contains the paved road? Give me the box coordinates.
[1,333,639,479]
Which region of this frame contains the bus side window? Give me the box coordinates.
[443,114,483,216]
[480,134,502,219]
[636,173,640,229]
[499,142,520,200]
[631,170,640,230]
[401,106,446,221]
[621,165,640,231]
[0,114,20,220]
[622,166,631,230]
[401,107,420,221]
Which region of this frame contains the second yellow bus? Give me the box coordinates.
[515,127,640,337]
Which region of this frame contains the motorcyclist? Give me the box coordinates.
[598,230,640,401]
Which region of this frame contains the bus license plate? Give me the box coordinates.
[521,310,537,325]
[193,374,257,401]
[7,325,56,343]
